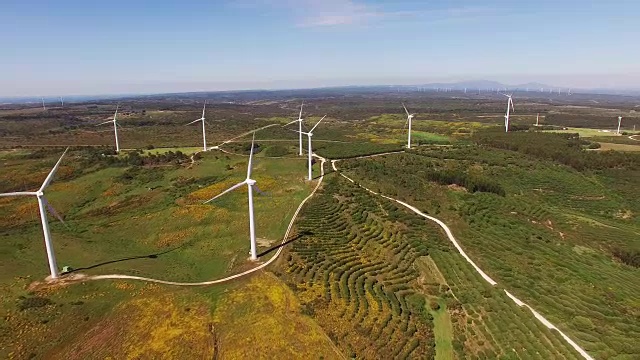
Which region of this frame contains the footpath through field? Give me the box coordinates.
[330,155,594,360]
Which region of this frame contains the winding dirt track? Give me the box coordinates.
[330,156,593,360]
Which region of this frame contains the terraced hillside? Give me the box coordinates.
[278,175,582,359]
[339,145,640,359]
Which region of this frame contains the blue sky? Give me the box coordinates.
[1,0,639,96]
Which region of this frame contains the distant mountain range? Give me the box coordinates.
[2,80,639,104]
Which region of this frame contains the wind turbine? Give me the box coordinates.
[41,97,46,111]
[204,133,260,260]
[403,103,416,149]
[60,96,64,107]
[97,105,121,153]
[0,148,69,279]
[283,102,305,156]
[617,116,622,134]
[186,102,207,151]
[502,94,515,132]
[294,115,326,180]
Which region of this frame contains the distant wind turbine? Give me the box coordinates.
[617,116,622,134]
[502,94,515,132]
[42,97,46,111]
[97,105,121,153]
[283,102,305,156]
[60,97,64,107]
[403,103,416,149]
[0,148,69,279]
[204,133,261,260]
[536,113,540,126]
[295,116,326,180]
[186,102,208,151]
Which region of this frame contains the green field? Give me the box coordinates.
[543,127,637,138]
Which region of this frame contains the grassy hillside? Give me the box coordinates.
[0,145,322,359]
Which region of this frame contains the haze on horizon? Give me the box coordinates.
[1,0,639,97]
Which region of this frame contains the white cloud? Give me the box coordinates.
[233,0,396,27]
[232,1,498,28]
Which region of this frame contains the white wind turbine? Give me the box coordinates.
[0,148,69,279]
[186,102,208,151]
[294,115,326,180]
[617,116,622,134]
[403,103,416,149]
[97,105,121,153]
[502,94,515,132]
[204,133,261,260]
[283,102,305,156]
[41,97,46,111]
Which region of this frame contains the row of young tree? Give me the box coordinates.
[422,168,506,196]
[473,129,640,170]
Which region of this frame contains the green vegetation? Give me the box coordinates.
[277,174,582,359]
[2,93,640,358]
[473,128,640,170]
[314,142,404,159]
[340,137,639,359]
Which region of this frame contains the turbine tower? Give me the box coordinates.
[295,116,326,180]
[204,133,261,260]
[186,102,207,151]
[97,105,121,153]
[41,97,46,111]
[502,94,515,132]
[536,113,540,126]
[284,102,305,156]
[403,103,416,149]
[617,116,622,135]
[60,97,64,107]
[0,148,69,279]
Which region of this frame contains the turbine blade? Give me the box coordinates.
[186,118,201,126]
[40,148,69,191]
[114,104,119,120]
[247,132,256,179]
[203,181,246,204]
[299,102,304,120]
[202,102,206,118]
[43,197,65,224]
[290,129,309,135]
[283,119,299,127]
[0,191,38,197]
[310,115,326,132]
[402,103,410,117]
[96,120,113,126]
